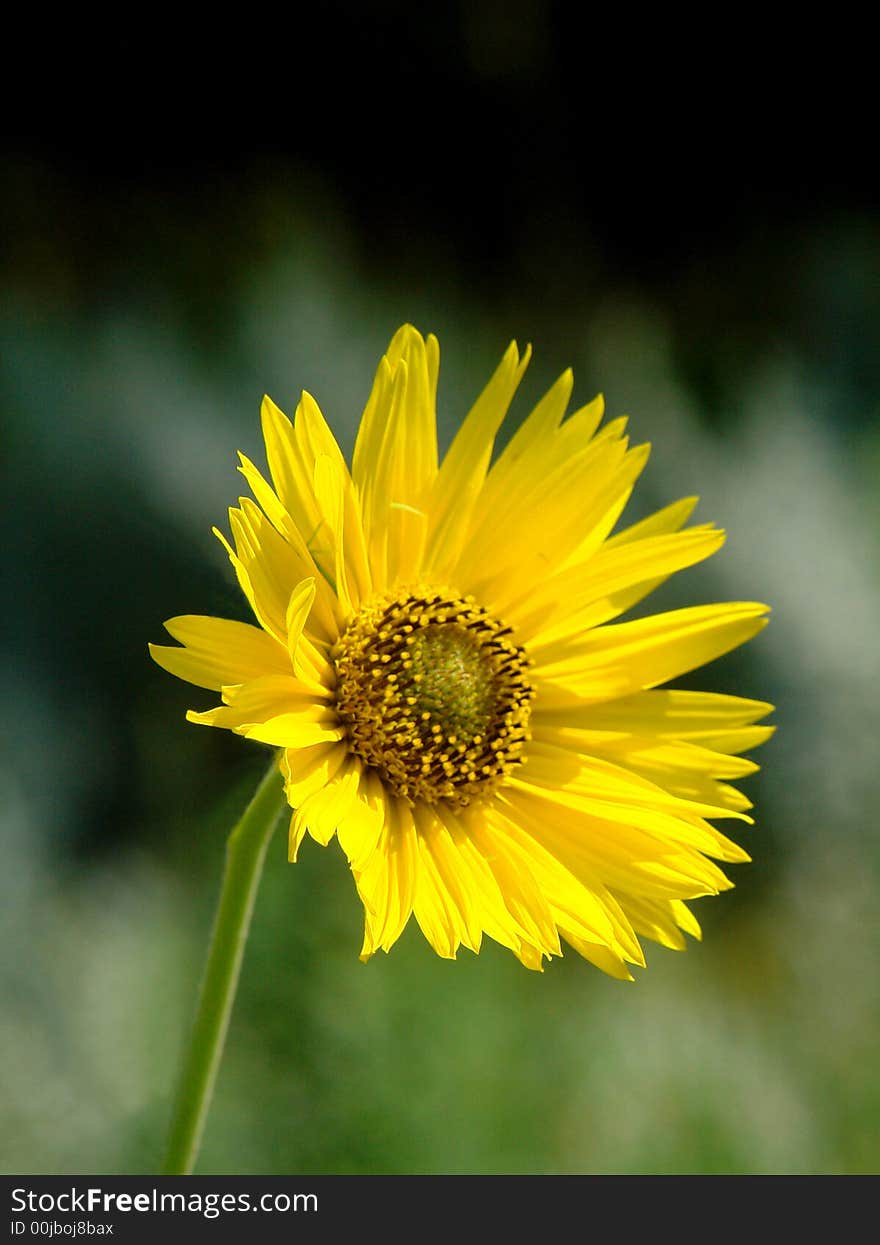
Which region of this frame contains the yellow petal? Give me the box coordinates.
[433,803,546,965]
[185,674,341,746]
[459,806,562,960]
[618,893,697,951]
[423,339,531,580]
[294,758,362,848]
[534,602,771,706]
[563,936,636,980]
[352,327,438,589]
[473,368,576,518]
[336,768,387,872]
[499,783,733,904]
[236,452,340,641]
[356,796,419,957]
[285,577,318,678]
[149,614,291,691]
[221,498,336,646]
[412,805,482,955]
[482,802,640,960]
[283,744,348,858]
[260,395,331,571]
[539,689,775,740]
[456,420,640,606]
[606,495,700,546]
[516,526,727,643]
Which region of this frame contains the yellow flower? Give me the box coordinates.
[150,325,773,976]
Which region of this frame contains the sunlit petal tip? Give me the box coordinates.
[570,940,636,981]
[211,525,233,554]
[260,393,288,422]
[388,323,426,356]
[287,813,307,863]
[673,902,703,941]
[153,325,772,977]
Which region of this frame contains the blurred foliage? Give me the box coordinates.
[2,10,878,1175]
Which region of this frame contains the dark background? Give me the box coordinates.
[2,8,878,1174]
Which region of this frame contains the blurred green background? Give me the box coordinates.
[3,9,878,1174]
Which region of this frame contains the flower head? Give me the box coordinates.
[150,325,772,976]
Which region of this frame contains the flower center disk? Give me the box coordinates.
[333,591,533,806]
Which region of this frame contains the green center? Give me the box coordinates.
[402,625,497,742]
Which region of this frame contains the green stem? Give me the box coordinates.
[162,755,286,1175]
